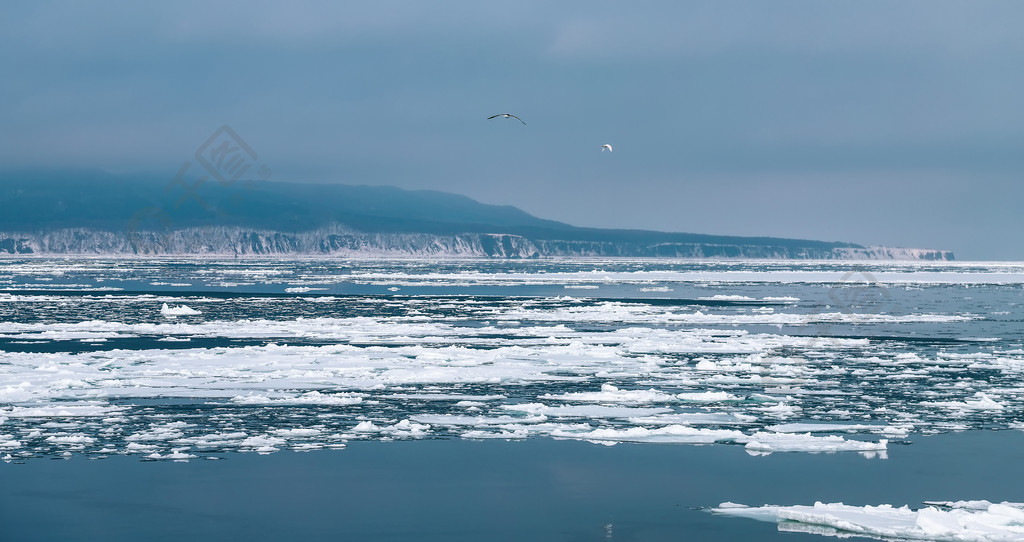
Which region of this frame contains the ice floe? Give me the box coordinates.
[230,391,366,406]
[541,384,679,404]
[160,303,201,317]
[922,393,1006,412]
[551,424,745,444]
[713,501,1024,541]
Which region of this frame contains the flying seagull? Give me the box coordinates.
[601,144,613,152]
[487,113,526,125]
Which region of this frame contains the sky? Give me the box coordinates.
[2,1,1023,259]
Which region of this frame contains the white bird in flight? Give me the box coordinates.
[601,144,613,152]
[487,113,526,125]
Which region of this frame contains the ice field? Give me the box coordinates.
[2,258,1022,463]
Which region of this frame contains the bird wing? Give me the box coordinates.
[487,113,526,125]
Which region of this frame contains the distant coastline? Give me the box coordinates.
[0,170,954,260]
[0,226,953,260]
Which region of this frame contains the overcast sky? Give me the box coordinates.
[2,1,1023,259]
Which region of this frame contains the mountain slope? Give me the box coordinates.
[0,170,953,259]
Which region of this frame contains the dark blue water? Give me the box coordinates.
[3,431,1023,541]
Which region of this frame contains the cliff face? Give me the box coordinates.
[0,172,956,260]
[0,227,955,260]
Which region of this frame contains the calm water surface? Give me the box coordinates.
[3,431,1024,541]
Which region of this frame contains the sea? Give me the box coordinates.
[1,258,1023,541]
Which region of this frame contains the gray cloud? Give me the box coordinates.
[2,1,1023,258]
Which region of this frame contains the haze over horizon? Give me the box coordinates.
[2,1,1023,259]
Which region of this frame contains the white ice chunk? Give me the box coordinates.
[45,434,96,445]
[239,434,287,453]
[550,424,746,444]
[230,391,365,406]
[461,428,530,439]
[380,419,431,438]
[541,384,678,404]
[742,432,888,454]
[147,448,197,461]
[1,404,126,418]
[923,392,1005,411]
[410,414,547,426]
[502,403,671,418]
[627,412,758,426]
[767,423,913,437]
[126,421,191,442]
[160,303,201,316]
[0,383,36,403]
[351,421,380,433]
[676,391,741,402]
[762,401,802,418]
[270,428,323,438]
[384,393,506,401]
[713,501,1024,541]
[0,435,22,449]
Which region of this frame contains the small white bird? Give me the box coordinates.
[487,113,526,125]
[601,144,613,152]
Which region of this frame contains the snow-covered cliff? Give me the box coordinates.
[0,226,954,260]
